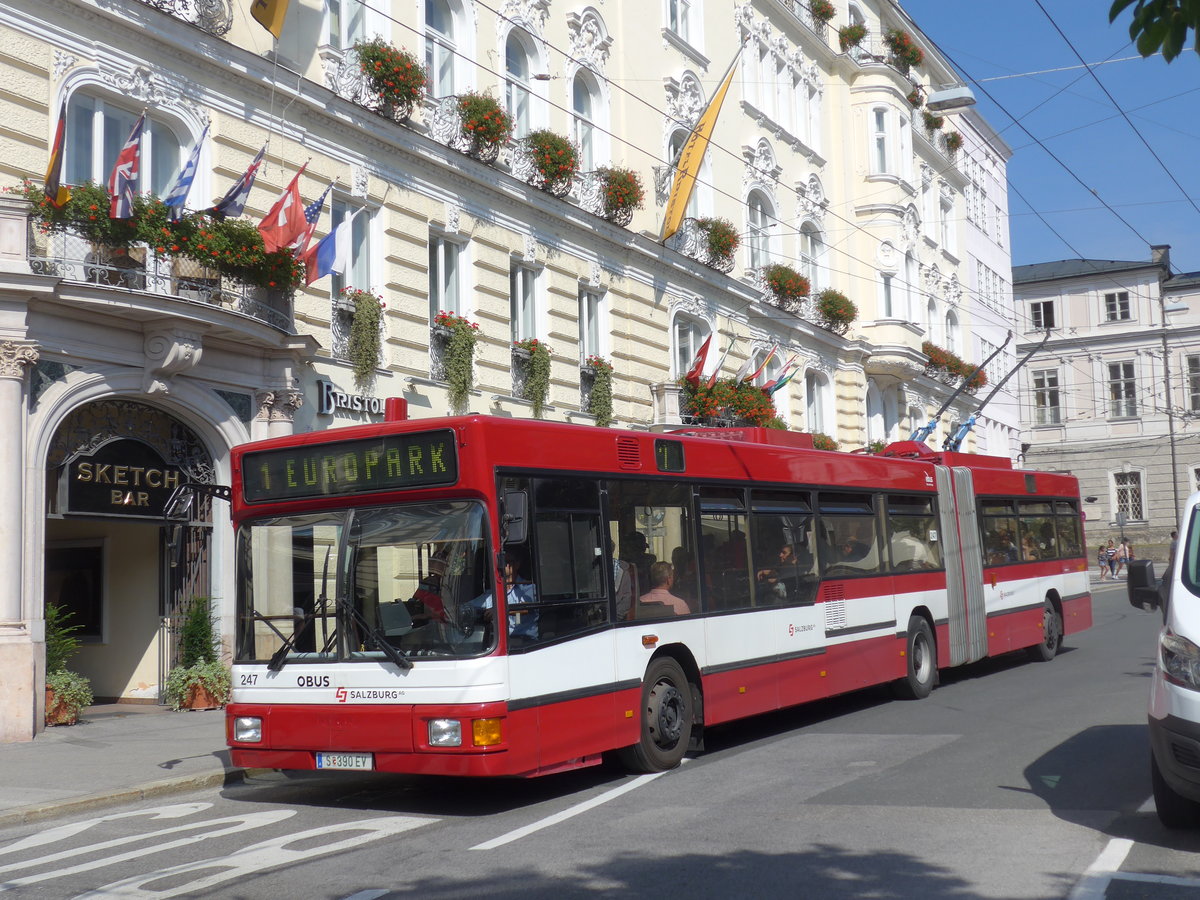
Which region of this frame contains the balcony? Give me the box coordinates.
[134,0,232,36]
[858,320,927,382]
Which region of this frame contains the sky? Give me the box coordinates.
[902,0,1200,275]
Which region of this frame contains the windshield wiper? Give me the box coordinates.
[268,545,333,672]
[336,597,412,670]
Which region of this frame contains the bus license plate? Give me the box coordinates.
[316,752,373,770]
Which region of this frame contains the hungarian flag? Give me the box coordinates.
[257,163,308,254]
[683,333,712,387]
[44,100,71,209]
[107,113,145,219]
[211,144,266,220]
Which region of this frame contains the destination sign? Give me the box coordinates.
[242,429,457,502]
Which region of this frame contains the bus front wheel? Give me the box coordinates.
[619,657,693,772]
[1027,598,1062,663]
[893,615,936,700]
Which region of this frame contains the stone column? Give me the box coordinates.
[254,389,304,440]
[0,341,38,742]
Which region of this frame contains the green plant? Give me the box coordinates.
[811,432,838,451]
[45,602,81,675]
[584,354,614,427]
[922,341,988,391]
[680,377,778,426]
[343,287,384,388]
[355,38,426,119]
[434,311,479,413]
[838,23,867,51]
[695,217,740,265]
[763,263,811,308]
[179,597,219,669]
[883,28,924,69]
[867,439,888,453]
[597,166,645,223]
[9,179,303,292]
[162,658,231,711]
[907,87,924,108]
[522,129,579,195]
[810,0,836,23]
[46,670,93,720]
[922,110,945,131]
[514,337,552,418]
[815,288,857,335]
[457,91,513,157]
[943,131,964,153]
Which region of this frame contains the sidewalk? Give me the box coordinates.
[0,703,245,828]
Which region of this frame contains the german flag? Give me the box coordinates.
[44,100,70,209]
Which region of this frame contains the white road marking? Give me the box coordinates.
[75,816,431,899]
[339,891,390,900]
[472,765,684,850]
[0,811,295,890]
[0,804,211,855]
[1068,837,1133,900]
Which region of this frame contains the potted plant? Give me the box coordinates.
[456,91,513,162]
[810,0,836,24]
[943,131,964,155]
[513,337,552,418]
[815,288,857,335]
[922,110,944,132]
[681,377,778,427]
[162,597,231,711]
[907,87,924,108]
[44,603,93,727]
[343,287,385,388]
[521,129,579,197]
[694,217,740,268]
[433,311,480,413]
[596,166,644,226]
[883,28,924,71]
[583,354,614,427]
[354,38,427,122]
[811,432,838,451]
[763,263,811,313]
[838,23,866,52]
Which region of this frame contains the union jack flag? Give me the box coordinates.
[107,113,144,219]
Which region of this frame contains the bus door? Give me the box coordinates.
[935,466,988,665]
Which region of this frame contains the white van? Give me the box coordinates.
[1129,509,1200,828]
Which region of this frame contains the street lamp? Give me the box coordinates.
[1160,297,1189,527]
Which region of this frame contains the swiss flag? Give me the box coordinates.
[257,163,308,254]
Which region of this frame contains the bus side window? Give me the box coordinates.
[885,494,941,571]
[699,487,750,611]
[607,478,696,618]
[817,492,881,576]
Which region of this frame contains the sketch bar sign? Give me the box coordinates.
[64,439,185,519]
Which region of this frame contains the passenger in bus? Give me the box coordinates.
[620,531,656,596]
[757,542,807,599]
[890,530,935,570]
[1021,535,1039,561]
[637,561,690,616]
[839,537,870,563]
[671,546,699,602]
[608,536,635,620]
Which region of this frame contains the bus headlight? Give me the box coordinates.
[428,719,462,747]
[233,717,262,743]
[1161,631,1200,690]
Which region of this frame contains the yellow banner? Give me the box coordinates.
[660,52,740,242]
[251,0,289,40]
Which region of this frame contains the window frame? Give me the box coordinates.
[1107,360,1138,419]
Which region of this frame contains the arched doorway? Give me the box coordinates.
[44,398,215,703]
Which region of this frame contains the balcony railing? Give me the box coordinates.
[27,226,293,332]
[134,0,233,36]
[664,218,736,273]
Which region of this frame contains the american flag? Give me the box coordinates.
[107,113,145,219]
[293,182,332,256]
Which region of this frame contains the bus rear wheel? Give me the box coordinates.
[893,615,936,700]
[1027,598,1062,662]
[618,657,693,773]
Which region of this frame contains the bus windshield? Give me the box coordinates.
[235,500,494,663]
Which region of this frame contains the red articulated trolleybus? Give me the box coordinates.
[210,403,1090,777]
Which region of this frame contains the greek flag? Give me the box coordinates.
[163,125,208,222]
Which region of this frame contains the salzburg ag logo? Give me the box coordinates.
[335,687,347,703]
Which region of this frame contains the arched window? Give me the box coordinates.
[903,252,918,323]
[572,70,601,171]
[425,0,458,98]
[667,128,707,219]
[871,106,890,175]
[805,369,831,437]
[746,190,773,269]
[66,94,183,197]
[945,310,959,354]
[866,380,885,444]
[926,298,937,340]
[799,223,823,291]
[673,314,710,380]
[505,30,536,137]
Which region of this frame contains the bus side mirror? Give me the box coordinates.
[502,491,529,545]
[1126,559,1160,611]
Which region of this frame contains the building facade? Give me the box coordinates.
[0,0,1005,740]
[1015,246,1200,559]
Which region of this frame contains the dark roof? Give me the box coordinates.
[1013,258,1161,284]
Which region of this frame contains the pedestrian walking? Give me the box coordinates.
[1097,544,1110,581]
[1105,539,1118,578]
[1116,539,1130,577]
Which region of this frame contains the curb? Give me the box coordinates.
[0,767,270,830]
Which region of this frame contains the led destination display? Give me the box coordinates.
[242,429,457,502]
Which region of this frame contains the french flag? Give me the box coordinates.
[303,214,351,285]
